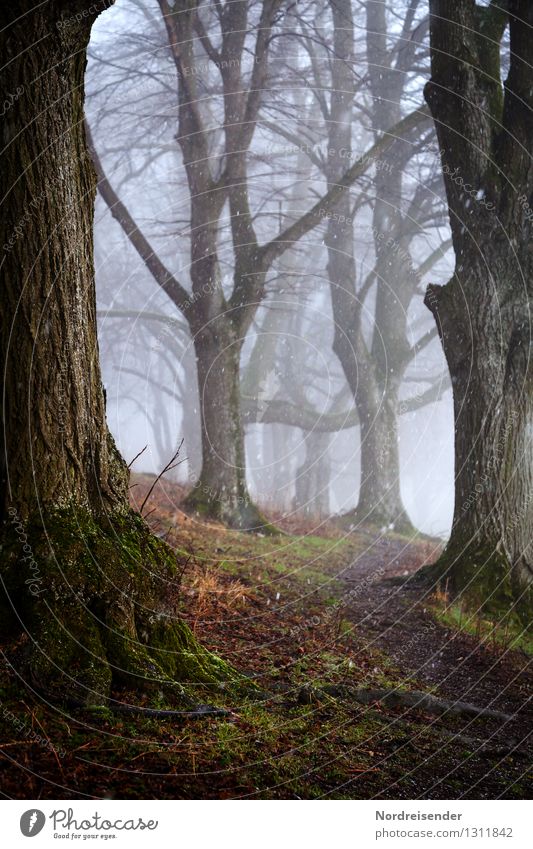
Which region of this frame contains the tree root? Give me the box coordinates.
[80,703,232,720]
[299,684,513,721]
[0,506,246,708]
[412,544,533,625]
[352,705,526,759]
[336,507,416,537]
[184,486,280,535]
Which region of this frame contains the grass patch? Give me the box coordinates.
[432,601,533,655]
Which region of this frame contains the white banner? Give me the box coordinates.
[3,799,530,848]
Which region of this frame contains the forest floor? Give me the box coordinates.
[0,474,531,799]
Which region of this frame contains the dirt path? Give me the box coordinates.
[0,490,531,799]
[339,534,532,743]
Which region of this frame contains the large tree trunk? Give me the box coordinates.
[185,316,266,530]
[424,0,533,619]
[0,1,234,706]
[425,254,533,618]
[0,5,128,519]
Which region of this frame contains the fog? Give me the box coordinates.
[87,0,456,537]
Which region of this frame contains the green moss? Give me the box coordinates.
[147,616,244,693]
[432,602,533,655]
[28,600,112,704]
[335,508,415,538]
[0,505,242,706]
[419,541,533,629]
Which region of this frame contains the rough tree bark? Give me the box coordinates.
[424,0,533,619]
[0,0,234,706]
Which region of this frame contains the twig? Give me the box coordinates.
[140,440,185,516]
[26,704,64,775]
[174,554,192,596]
[128,445,148,469]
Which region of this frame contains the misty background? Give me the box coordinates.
[86,0,455,537]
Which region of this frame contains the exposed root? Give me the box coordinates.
[82,703,231,720]
[412,542,533,627]
[299,684,513,722]
[0,506,246,707]
[335,506,416,537]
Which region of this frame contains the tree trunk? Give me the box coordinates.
[363,0,415,534]
[0,1,235,706]
[423,0,533,619]
[294,431,331,520]
[326,0,413,533]
[185,316,266,530]
[425,255,533,619]
[0,6,128,520]
[356,380,411,532]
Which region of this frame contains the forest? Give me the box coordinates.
[0,0,531,805]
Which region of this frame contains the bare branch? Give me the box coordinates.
[86,121,192,315]
[140,439,186,515]
[257,106,431,271]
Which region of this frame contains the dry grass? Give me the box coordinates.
[185,566,257,622]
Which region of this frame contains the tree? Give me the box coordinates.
[90,0,286,530]
[0,0,233,707]
[317,0,443,531]
[90,0,423,530]
[424,0,533,618]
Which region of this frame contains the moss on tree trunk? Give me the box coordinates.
[0,1,240,707]
[1,508,239,705]
[422,1,533,621]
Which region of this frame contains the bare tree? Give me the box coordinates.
[89,0,423,529]
[304,0,447,530]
